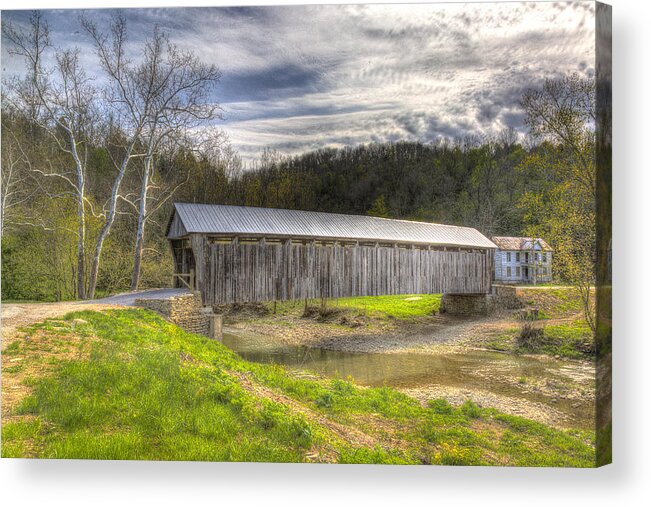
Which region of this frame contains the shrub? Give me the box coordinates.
[460,400,482,419]
[427,398,453,415]
[331,378,355,395]
[437,443,484,466]
[315,392,334,408]
[516,321,545,349]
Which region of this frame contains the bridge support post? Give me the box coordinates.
[440,293,493,316]
[208,313,223,341]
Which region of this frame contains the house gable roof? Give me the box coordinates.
[491,236,553,252]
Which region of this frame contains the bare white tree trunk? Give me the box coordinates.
[130,154,152,290]
[87,142,136,299]
[68,132,87,299]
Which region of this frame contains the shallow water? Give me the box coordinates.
[221,331,595,430]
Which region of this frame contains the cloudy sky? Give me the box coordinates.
[2,2,595,163]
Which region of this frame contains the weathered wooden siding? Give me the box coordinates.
[167,213,187,239]
[189,236,493,305]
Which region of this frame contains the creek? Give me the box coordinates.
[222,330,595,430]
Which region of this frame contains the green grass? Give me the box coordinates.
[268,294,442,320]
[539,320,595,358]
[596,421,612,467]
[1,309,595,466]
[3,364,25,373]
[331,294,442,319]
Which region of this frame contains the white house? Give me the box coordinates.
[492,236,553,284]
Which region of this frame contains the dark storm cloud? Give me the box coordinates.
[1,2,596,163]
[501,110,527,131]
[470,83,532,125]
[219,64,327,103]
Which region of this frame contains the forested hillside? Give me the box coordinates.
[227,136,532,233]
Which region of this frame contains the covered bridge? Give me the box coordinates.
[166,203,496,306]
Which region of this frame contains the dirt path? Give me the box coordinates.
[1,302,120,347]
[1,289,190,346]
[90,288,190,306]
[229,308,588,358]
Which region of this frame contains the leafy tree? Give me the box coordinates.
[519,74,596,331]
[367,195,390,218]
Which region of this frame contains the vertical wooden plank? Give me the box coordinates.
[200,231,492,304]
[190,234,207,304]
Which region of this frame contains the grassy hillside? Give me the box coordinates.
[2,309,595,466]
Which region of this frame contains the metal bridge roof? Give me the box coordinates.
[167,203,497,249]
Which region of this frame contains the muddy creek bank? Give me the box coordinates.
[222,328,595,430]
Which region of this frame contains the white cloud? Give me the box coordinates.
[1,2,595,164]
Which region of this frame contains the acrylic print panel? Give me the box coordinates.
[0,2,611,467]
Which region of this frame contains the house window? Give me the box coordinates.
[516,252,520,262]
[542,253,547,263]
[507,267,512,277]
[506,252,511,262]
[516,267,521,277]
